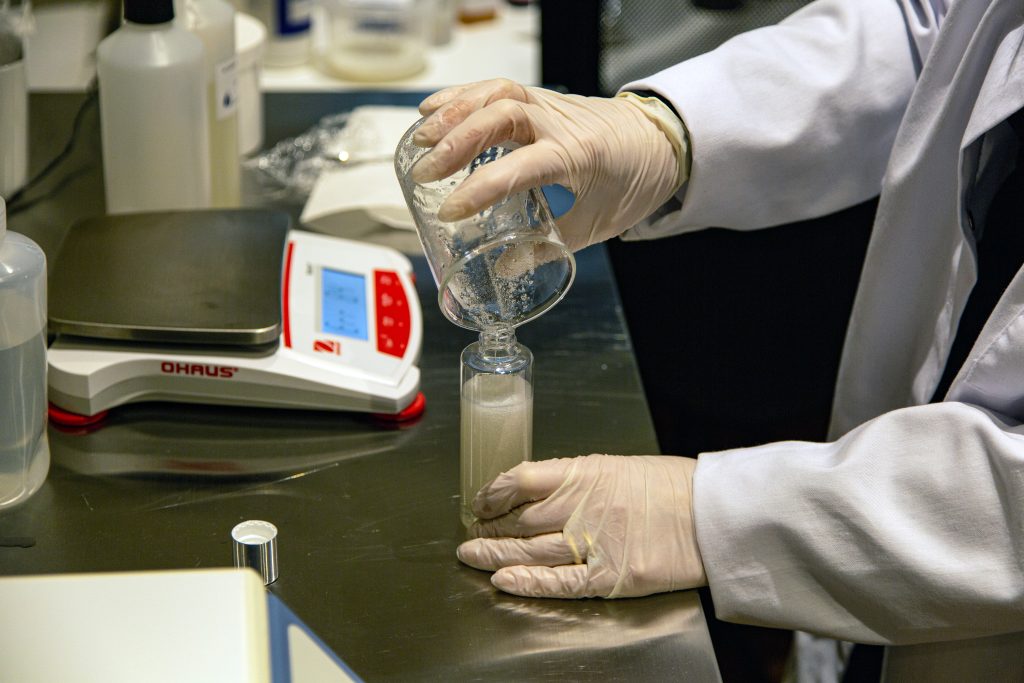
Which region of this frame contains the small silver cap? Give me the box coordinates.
[232,520,279,585]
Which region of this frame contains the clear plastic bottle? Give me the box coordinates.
[0,197,49,510]
[178,0,241,207]
[96,0,211,214]
[460,326,532,527]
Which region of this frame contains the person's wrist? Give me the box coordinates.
[678,456,708,587]
[617,91,691,191]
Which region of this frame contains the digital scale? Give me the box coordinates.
[46,210,424,426]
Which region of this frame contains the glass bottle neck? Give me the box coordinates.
[478,325,517,360]
[463,325,531,376]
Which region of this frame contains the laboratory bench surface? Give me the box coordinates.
[0,92,722,682]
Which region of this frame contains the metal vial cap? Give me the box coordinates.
[232,520,279,585]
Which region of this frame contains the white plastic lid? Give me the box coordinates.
[235,13,266,71]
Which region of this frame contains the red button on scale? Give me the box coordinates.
[374,270,410,358]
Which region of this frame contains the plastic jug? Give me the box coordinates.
[0,197,49,510]
[96,0,211,214]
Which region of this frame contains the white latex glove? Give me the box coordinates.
[411,79,689,253]
[457,454,707,599]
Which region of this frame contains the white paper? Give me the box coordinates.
[300,105,421,236]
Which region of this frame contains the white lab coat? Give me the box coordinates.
[624,0,1024,680]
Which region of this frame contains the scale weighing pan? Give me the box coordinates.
[47,210,424,424]
[49,209,287,346]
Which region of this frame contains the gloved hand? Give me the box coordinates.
[411,79,689,253]
[457,454,707,598]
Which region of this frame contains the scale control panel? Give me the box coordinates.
[284,232,421,381]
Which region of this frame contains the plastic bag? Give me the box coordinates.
[247,109,396,200]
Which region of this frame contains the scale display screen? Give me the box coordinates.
[321,268,368,340]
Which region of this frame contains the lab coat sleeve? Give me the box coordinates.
[619,0,938,237]
[693,401,1024,645]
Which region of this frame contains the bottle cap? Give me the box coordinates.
[232,520,279,585]
[124,0,174,25]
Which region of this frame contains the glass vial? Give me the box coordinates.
[0,197,50,510]
[460,326,532,527]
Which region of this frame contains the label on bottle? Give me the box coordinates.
[215,57,239,120]
[278,0,312,35]
[351,0,413,34]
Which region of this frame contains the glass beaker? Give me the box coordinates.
[395,118,576,331]
[313,0,427,82]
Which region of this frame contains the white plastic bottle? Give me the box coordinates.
[0,197,50,510]
[177,0,242,207]
[97,0,211,214]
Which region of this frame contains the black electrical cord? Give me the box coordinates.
[6,82,99,216]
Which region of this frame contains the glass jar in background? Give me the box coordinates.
[313,0,426,82]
